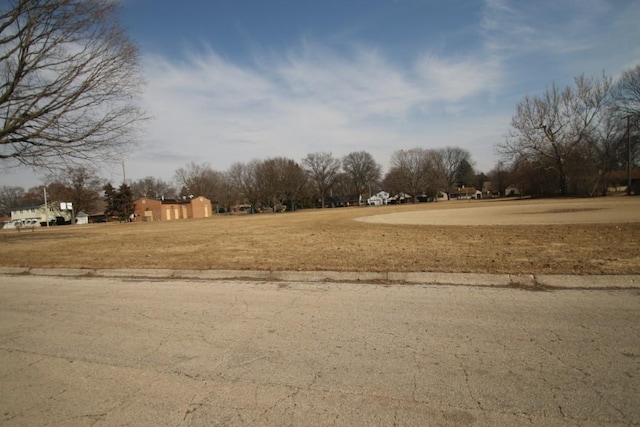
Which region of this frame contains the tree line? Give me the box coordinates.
[0,145,480,217]
[496,67,640,197]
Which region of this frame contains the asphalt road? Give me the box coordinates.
[0,275,638,426]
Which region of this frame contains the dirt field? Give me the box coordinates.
[358,197,640,225]
[1,197,639,274]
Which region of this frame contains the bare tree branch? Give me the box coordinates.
[497,74,612,195]
[341,151,381,198]
[302,152,340,208]
[0,0,147,169]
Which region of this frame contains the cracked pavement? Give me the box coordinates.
[0,274,638,426]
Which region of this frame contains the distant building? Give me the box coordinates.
[76,211,89,225]
[388,192,411,204]
[10,201,72,227]
[605,169,640,195]
[504,185,521,197]
[449,187,482,200]
[134,196,213,221]
[367,191,390,206]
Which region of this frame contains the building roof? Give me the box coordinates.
[136,196,211,205]
[11,201,45,211]
[451,187,479,195]
[606,169,640,180]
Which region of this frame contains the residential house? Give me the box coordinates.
[10,201,72,227]
[134,196,213,221]
[388,192,411,204]
[605,169,640,194]
[449,187,483,200]
[367,191,390,206]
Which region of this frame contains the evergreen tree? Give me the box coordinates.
[103,183,134,221]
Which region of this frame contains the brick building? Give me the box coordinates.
[134,196,213,221]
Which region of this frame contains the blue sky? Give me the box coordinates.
[3,0,640,188]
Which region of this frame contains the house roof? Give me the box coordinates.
[451,187,479,195]
[135,196,211,205]
[606,169,640,180]
[11,201,45,211]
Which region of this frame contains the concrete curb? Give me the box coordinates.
[536,274,640,289]
[94,268,175,279]
[30,268,93,277]
[0,267,639,289]
[173,269,272,281]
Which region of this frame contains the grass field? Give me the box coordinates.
[1,197,639,275]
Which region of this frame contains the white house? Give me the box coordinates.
[388,192,411,204]
[75,211,89,225]
[10,201,72,227]
[367,191,390,206]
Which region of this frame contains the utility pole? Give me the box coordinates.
[626,115,632,195]
[43,187,49,227]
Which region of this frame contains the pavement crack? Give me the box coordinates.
[412,373,417,402]
[181,380,209,423]
[182,403,203,421]
[253,385,302,423]
[229,355,266,369]
[454,353,478,408]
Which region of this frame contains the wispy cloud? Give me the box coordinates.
[481,0,625,60]
[135,37,506,184]
[414,54,503,105]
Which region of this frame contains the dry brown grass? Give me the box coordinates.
[1,197,639,274]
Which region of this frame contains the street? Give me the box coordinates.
[0,274,638,426]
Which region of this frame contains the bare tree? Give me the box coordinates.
[613,65,640,116]
[255,157,307,211]
[509,156,558,196]
[0,185,24,216]
[423,149,449,197]
[21,185,45,204]
[216,172,238,212]
[612,65,640,179]
[0,0,146,168]
[342,151,382,199]
[388,148,430,200]
[586,110,628,195]
[277,158,307,210]
[45,165,104,214]
[487,160,510,196]
[227,160,261,212]
[497,74,612,196]
[432,146,473,196]
[302,152,341,208]
[330,172,351,205]
[130,176,176,200]
[381,167,403,197]
[174,162,224,202]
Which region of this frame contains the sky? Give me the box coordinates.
[2,0,640,189]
